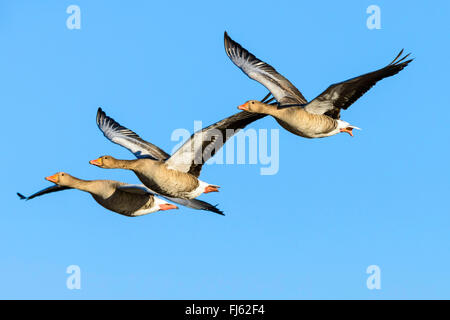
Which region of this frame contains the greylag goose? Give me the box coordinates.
[17,173,178,217]
[18,173,224,215]
[224,32,413,138]
[91,108,265,199]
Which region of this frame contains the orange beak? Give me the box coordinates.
[159,204,178,211]
[238,102,249,111]
[45,174,59,183]
[89,158,103,166]
[340,127,354,137]
[204,185,220,194]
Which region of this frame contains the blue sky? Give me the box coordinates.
[1,1,449,299]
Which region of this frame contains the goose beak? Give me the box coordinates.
[89,158,102,166]
[45,174,59,183]
[159,204,178,211]
[204,185,220,194]
[238,102,249,111]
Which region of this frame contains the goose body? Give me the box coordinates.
[224,32,412,138]
[93,107,265,199]
[102,157,209,199]
[134,163,208,199]
[89,182,166,216]
[249,105,340,138]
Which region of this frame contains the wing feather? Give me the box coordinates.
[17,185,72,200]
[224,32,307,104]
[304,50,413,118]
[161,196,224,215]
[96,108,170,160]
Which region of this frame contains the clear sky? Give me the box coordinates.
[1,1,449,299]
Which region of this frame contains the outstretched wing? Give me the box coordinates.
[304,50,413,119]
[165,111,266,177]
[17,185,72,200]
[96,108,170,160]
[224,31,307,105]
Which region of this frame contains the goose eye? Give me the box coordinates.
[61,173,65,176]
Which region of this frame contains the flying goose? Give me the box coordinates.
[17,173,179,217]
[91,108,266,199]
[224,32,413,138]
[18,173,226,215]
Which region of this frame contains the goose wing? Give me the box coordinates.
[17,185,72,200]
[224,31,307,105]
[96,108,170,160]
[304,50,413,119]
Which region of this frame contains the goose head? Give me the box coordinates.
[237,100,268,113]
[45,172,74,186]
[89,155,119,168]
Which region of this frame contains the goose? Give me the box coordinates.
[17,172,179,217]
[224,32,413,138]
[18,173,225,216]
[90,107,266,199]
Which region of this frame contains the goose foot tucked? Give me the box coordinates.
[204,185,220,194]
[340,126,361,137]
[159,204,178,211]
